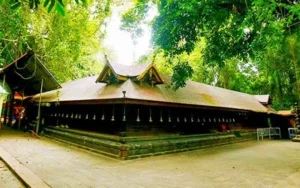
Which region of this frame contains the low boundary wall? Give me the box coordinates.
[43,127,256,160]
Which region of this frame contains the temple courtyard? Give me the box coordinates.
[0,128,300,188]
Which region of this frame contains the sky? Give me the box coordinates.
[103,4,156,65]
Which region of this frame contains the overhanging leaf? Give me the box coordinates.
[58,0,64,7]
[10,2,21,9]
[81,0,87,7]
[29,0,34,9]
[35,0,40,8]
[47,0,55,13]
[43,0,50,7]
[56,2,65,16]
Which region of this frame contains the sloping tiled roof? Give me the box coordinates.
[277,110,294,117]
[32,74,267,113]
[264,105,277,114]
[255,95,271,105]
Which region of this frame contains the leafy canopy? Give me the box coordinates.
[122,0,300,109]
[1,0,112,83]
[4,0,88,15]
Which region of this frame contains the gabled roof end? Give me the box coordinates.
[96,57,164,85]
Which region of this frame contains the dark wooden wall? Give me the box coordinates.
[40,103,269,136]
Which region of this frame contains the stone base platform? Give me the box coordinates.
[292,135,300,142]
[43,127,256,160]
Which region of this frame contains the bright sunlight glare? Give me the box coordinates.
[103,4,157,65]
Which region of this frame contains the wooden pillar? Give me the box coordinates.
[149,108,152,122]
[17,91,24,130]
[3,96,9,125]
[111,106,115,121]
[2,74,7,125]
[136,108,140,122]
[101,108,105,120]
[8,92,14,127]
[36,78,44,133]
[122,105,126,122]
[121,105,128,136]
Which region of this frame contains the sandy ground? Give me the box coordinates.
[0,127,300,188]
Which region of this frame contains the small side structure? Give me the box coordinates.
[31,59,270,159]
[0,51,61,128]
[255,95,295,138]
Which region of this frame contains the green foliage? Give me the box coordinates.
[152,0,200,57]
[168,60,193,91]
[10,1,21,9]
[0,0,111,83]
[55,1,65,15]
[3,0,88,15]
[123,0,300,109]
[121,0,151,45]
[0,2,30,63]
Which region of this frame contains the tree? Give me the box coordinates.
[0,1,32,65]
[122,0,300,109]
[0,0,112,83]
[2,0,88,15]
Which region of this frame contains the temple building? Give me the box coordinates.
[0,51,291,159]
[32,60,269,132]
[28,58,275,159]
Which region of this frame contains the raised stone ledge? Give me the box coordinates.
[43,127,256,160]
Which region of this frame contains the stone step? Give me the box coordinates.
[43,127,256,160]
